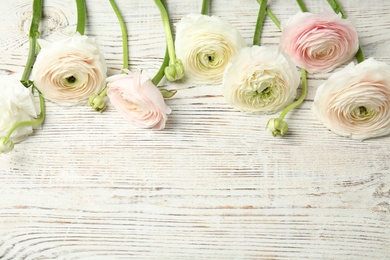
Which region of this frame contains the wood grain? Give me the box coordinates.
[0,0,389,259]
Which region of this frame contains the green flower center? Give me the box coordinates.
[358,106,368,117]
[66,76,77,84]
[351,105,374,120]
[245,69,281,105]
[257,87,272,99]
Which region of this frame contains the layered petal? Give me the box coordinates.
[32,33,107,106]
[0,75,40,143]
[175,14,246,84]
[107,70,171,130]
[223,46,300,114]
[312,58,390,140]
[280,12,359,73]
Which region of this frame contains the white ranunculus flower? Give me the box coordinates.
[32,33,107,106]
[0,75,40,143]
[222,46,301,114]
[313,58,390,140]
[175,14,246,84]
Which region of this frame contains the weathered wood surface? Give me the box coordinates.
[0,0,389,259]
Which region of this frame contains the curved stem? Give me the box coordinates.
[76,0,86,35]
[327,0,346,18]
[326,0,365,63]
[278,69,307,120]
[109,0,129,70]
[154,0,177,65]
[253,0,268,46]
[266,7,280,30]
[21,0,42,84]
[151,0,169,85]
[296,0,308,12]
[201,0,210,15]
[5,0,45,147]
[152,47,169,85]
[5,88,46,139]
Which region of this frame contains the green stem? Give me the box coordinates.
[109,0,128,70]
[76,0,86,35]
[5,88,46,139]
[161,0,167,9]
[21,0,42,84]
[152,47,169,85]
[326,0,365,63]
[266,7,280,30]
[151,0,169,85]
[253,0,268,46]
[154,0,177,65]
[98,86,109,98]
[296,0,308,12]
[201,0,210,15]
[4,0,46,147]
[278,69,307,120]
[327,0,346,18]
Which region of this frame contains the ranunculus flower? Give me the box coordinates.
[313,58,390,140]
[32,33,107,106]
[222,46,300,114]
[280,12,359,73]
[175,14,246,84]
[0,75,40,143]
[107,70,171,130]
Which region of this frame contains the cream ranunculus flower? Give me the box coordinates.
[313,58,390,140]
[222,46,301,114]
[280,12,359,73]
[32,33,107,106]
[0,75,40,143]
[107,70,172,130]
[175,14,246,84]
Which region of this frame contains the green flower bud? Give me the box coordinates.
[164,60,185,81]
[266,118,288,137]
[0,137,14,154]
[88,94,107,113]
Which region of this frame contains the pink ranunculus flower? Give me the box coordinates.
[107,70,172,130]
[280,12,359,73]
[312,58,390,140]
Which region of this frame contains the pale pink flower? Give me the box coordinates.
[280,12,359,73]
[32,33,107,106]
[107,70,171,130]
[312,58,390,140]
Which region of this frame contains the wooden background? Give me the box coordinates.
[1,0,389,259]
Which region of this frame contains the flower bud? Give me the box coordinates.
[266,118,288,137]
[0,137,14,154]
[88,94,107,113]
[164,60,185,81]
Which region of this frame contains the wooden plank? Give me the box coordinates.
[0,0,389,259]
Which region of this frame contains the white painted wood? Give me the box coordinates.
[1,0,389,259]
